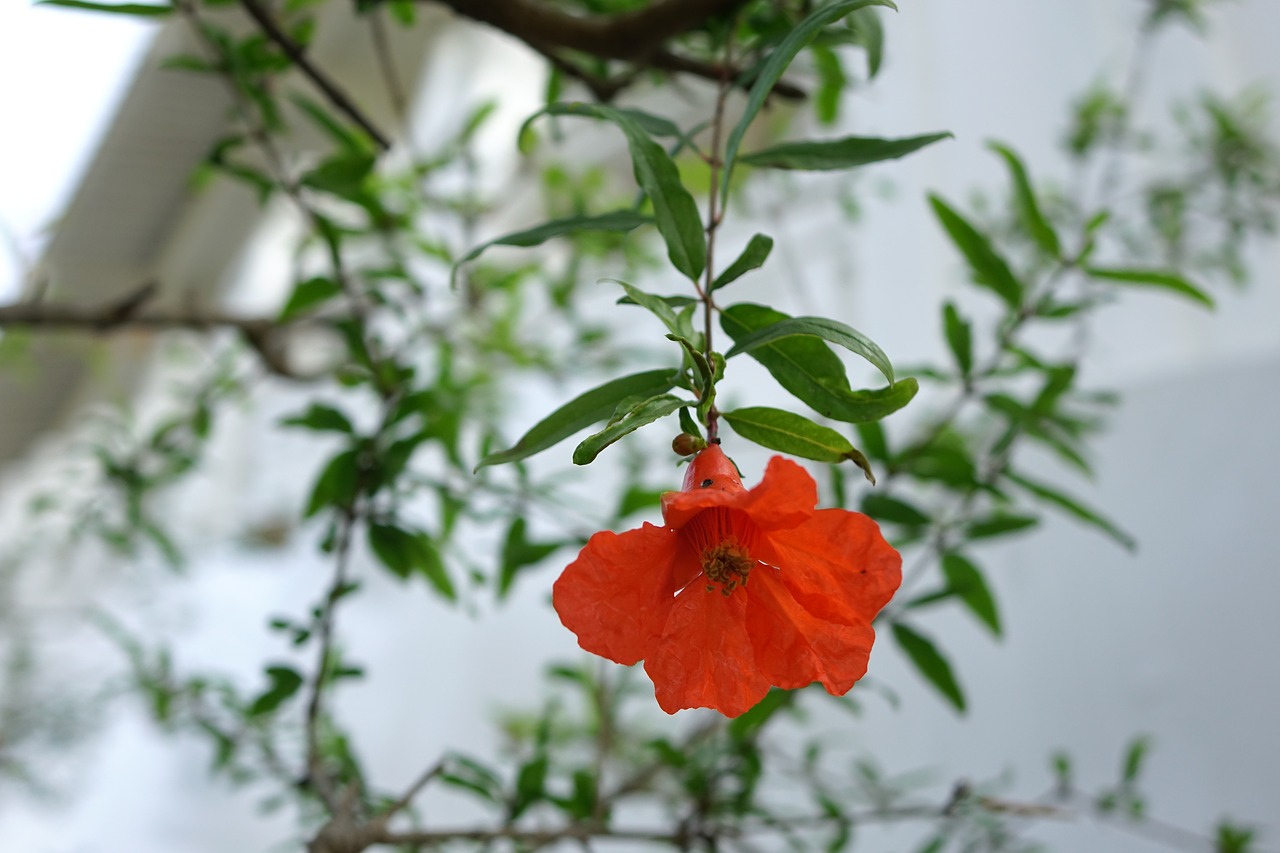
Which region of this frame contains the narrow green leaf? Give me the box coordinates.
[572,394,691,465]
[849,6,885,77]
[476,369,676,470]
[1122,736,1150,783]
[724,315,894,385]
[741,132,951,171]
[280,404,354,435]
[610,280,684,336]
[1006,470,1136,551]
[247,665,304,717]
[892,623,966,712]
[728,688,795,740]
[457,209,651,267]
[539,103,705,280]
[860,493,929,526]
[368,523,455,600]
[721,304,916,423]
[712,234,774,292]
[1084,266,1214,308]
[942,301,973,376]
[498,517,561,600]
[304,449,360,517]
[39,0,171,16]
[722,0,899,200]
[988,141,1062,258]
[929,194,1024,308]
[722,407,862,464]
[279,276,342,320]
[966,512,1038,540]
[940,553,1001,636]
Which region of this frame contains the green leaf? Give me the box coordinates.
[728,688,796,740]
[248,666,304,717]
[279,276,342,320]
[860,493,929,526]
[300,152,376,200]
[988,141,1062,258]
[892,623,966,712]
[849,6,885,77]
[441,755,504,804]
[1084,266,1214,308]
[476,369,677,470]
[721,304,916,423]
[929,194,1024,308]
[280,404,354,434]
[367,523,455,600]
[722,0,899,200]
[457,209,651,267]
[941,553,1001,636]
[1006,470,1136,551]
[572,394,691,465]
[722,407,865,465]
[1121,736,1150,784]
[498,517,561,600]
[741,132,951,171]
[511,755,549,819]
[712,234,774,292]
[539,103,705,280]
[610,280,683,336]
[38,0,171,16]
[966,512,1038,540]
[304,449,360,517]
[942,301,973,376]
[724,315,894,384]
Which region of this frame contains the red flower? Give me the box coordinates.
[553,444,902,717]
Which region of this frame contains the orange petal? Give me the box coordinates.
[662,486,742,530]
[644,585,771,717]
[746,568,875,695]
[738,456,818,530]
[761,509,901,626]
[553,523,692,665]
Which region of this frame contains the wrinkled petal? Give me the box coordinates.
[662,486,744,529]
[644,585,771,717]
[760,509,901,626]
[746,568,875,695]
[737,456,817,530]
[553,523,695,665]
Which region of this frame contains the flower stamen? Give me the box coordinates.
[701,537,753,596]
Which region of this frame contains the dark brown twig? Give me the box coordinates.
[237,0,393,151]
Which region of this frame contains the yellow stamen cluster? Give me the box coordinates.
[701,538,754,596]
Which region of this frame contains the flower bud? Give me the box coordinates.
[671,433,707,457]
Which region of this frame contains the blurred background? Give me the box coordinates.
[1,1,1278,850]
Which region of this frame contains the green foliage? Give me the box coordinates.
[741,132,952,171]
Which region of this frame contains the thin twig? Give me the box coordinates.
[237,0,392,151]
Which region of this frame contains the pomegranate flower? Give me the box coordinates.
[553,444,901,717]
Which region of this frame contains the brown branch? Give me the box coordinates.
[0,295,322,380]
[236,0,393,151]
[429,0,750,61]
[650,50,807,100]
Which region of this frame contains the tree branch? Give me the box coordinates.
[236,0,393,151]
[429,0,751,61]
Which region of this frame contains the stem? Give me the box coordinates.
[699,34,736,442]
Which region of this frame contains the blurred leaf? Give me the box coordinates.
[280,404,354,434]
[729,689,796,740]
[304,449,360,517]
[572,394,692,465]
[457,209,651,267]
[1122,735,1150,784]
[848,6,885,77]
[929,194,1024,308]
[966,512,1038,540]
[1006,470,1136,551]
[1216,820,1257,853]
[892,623,966,712]
[247,666,303,717]
[989,141,1062,258]
[368,523,455,601]
[712,233,774,292]
[441,755,504,804]
[498,518,560,600]
[741,132,951,171]
[1084,266,1214,308]
[476,369,676,469]
[542,103,705,279]
[279,276,342,320]
[860,493,929,526]
[941,553,1001,636]
[510,755,549,819]
[39,0,171,15]
[725,314,894,385]
[941,301,973,377]
[301,152,376,200]
[722,0,898,200]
